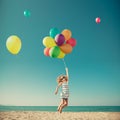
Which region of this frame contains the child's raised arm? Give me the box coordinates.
[65,67,69,80]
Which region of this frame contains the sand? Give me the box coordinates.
[0,111,120,120]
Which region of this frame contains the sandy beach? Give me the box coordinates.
[0,111,120,120]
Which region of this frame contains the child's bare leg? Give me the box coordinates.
[57,99,64,111]
[59,99,68,113]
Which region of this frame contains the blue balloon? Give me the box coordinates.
[49,28,60,38]
[24,10,31,17]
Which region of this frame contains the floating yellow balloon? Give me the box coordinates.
[6,35,22,55]
[43,36,56,48]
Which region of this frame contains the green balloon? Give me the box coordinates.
[50,46,60,58]
[49,28,60,38]
[24,10,31,17]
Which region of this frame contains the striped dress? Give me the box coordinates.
[60,82,69,99]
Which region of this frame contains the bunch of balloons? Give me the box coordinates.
[6,35,22,55]
[43,28,76,59]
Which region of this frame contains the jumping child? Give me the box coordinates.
[55,67,69,113]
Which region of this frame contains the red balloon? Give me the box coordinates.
[66,38,76,47]
[95,17,101,24]
[44,48,50,56]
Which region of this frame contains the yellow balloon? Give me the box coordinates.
[62,29,72,40]
[6,35,22,55]
[43,36,56,47]
[57,50,65,59]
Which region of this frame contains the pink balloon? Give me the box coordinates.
[95,17,101,24]
[66,38,76,47]
[44,48,50,56]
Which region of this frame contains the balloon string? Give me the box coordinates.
[62,58,67,68]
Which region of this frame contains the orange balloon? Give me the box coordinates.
[62,29,72,40]
[60,44,72,54]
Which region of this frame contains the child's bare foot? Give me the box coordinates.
[59,107,62,113]
[57,106,60,111]
[57,108,59,111]
[57,104,62,112]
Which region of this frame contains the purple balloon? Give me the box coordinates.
[55,34,65,46]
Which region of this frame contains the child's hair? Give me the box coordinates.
[57,75,68,83]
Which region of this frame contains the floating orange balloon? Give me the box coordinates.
[62,29,72,41]
[60,44,72,54]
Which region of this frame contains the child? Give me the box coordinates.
[54,67,69,113]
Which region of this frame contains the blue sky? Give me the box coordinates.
[0,0,120,106]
